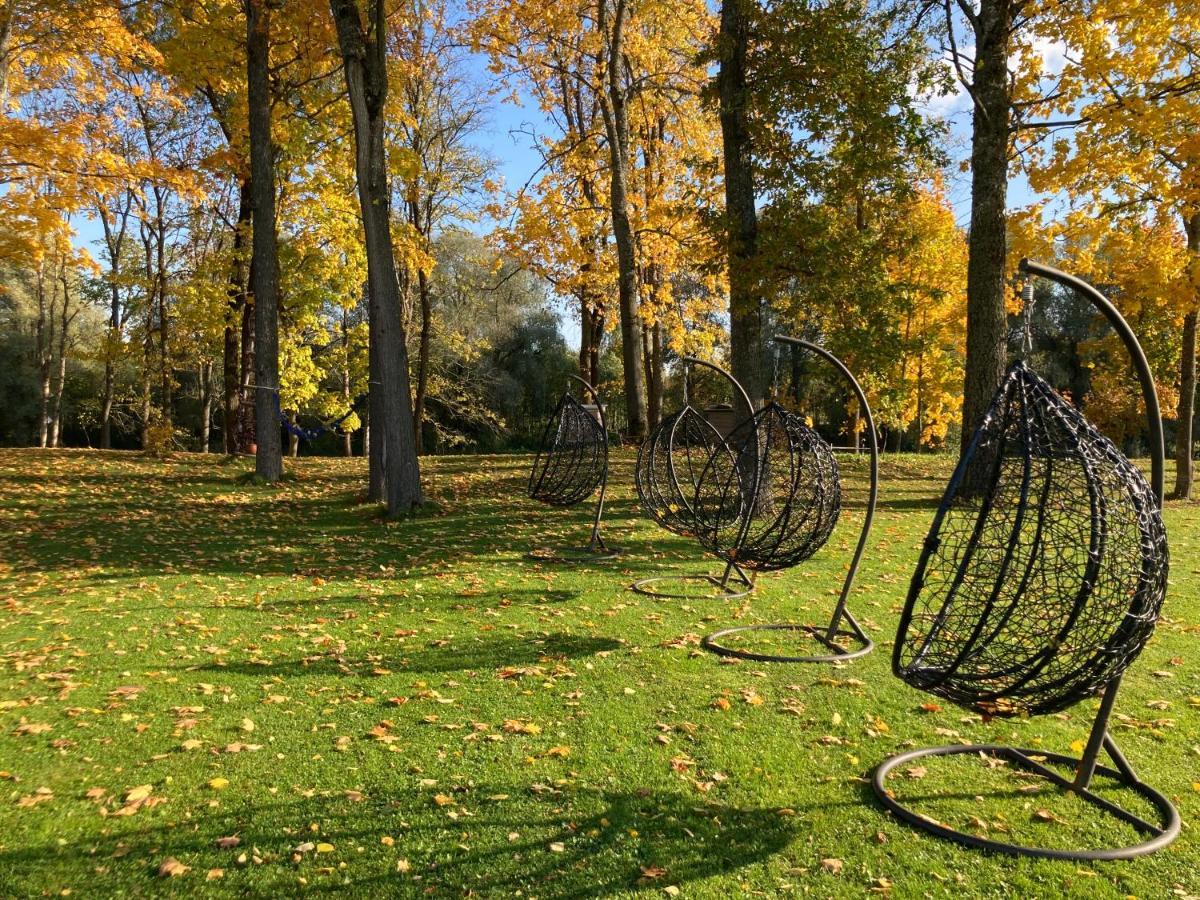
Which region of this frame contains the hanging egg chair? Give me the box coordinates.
[694,400,841,572]
[894,360,1166,716]
[635,405,740,539]
[631,358,756,599]
[872,259,1178,861]
[702,336,878,664]
[527,376,617,561]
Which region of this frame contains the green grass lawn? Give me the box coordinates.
[0,448,1198,898]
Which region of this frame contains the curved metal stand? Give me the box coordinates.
[529,375,620,564]
[631,559,755,600]
[702,620,872,663]
[702,336,878,663]
[872,738,1180,861]
[873,259,1178,859]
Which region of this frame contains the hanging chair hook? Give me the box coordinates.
[1020,276,1035,357]
[1018,259,1163,503]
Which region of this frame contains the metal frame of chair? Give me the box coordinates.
[871,259,1179,861]
[702,335,878,663]
[527,375,618,562]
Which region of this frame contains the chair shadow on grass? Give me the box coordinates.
[187,631,624,678]
[0,785,799,898]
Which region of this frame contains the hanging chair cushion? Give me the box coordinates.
[895,361,1168,717]
[527,392,606,507]
[635,406,738,537]
[695,403,841,571]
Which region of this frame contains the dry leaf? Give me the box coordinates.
[158,857,189,878]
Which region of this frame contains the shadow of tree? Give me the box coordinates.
[187,631,624,678]
[0,786,800,897]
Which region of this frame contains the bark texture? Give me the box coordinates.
[597,0,648,440]
[717,0,765,416]
[331,0,424,514]
[960,0,1013,456]
[246,0,284,480]
[1173,211,1200,498]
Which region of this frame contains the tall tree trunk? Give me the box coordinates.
[246,0,283,481]
[579,289,594,385]
[342,306,354,458]
[100,351,114,448]
[577,234,605,387]
[239,292,256,450]
[140,358,152,449]
[959,0,1013,457]
[200,361,213,452]
[50,265,72,448]
[718,0,764,417]
[0,0,13,110]
[1172,211,1200,498]
[331,0,423,515]
[97,195,129,450]
[224,178,252,455]
[364,400,373,463]
[35,262,52,448]
[649,319,664,427]
[598,0,647,441]
[154,189,172,424]
[413,267,432,455]
[367,283,385,499]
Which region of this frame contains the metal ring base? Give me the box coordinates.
[629,574,754,601]
[701,623,873,663]
[872,744,1180,861]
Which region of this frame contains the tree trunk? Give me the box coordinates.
[140,352,151,449]
[154,189,171,424]
[649,319,664,427]
[597,0,647,441]
[100,356,114,448]
[35,262,52,449]
[363,401,373,463]
[200,361,213,452]
[718,0,764,417]
[367,286,385,499]
[96,195,130,450]
[342,307,354,458]
[239,291,256,451]
[579,289,594,385]
[50,266,72,448]
[246,0,284,480]
[960,0,1013,459]
[413,267,432,455]
[577,234,605,387]
[224,178,252,455]
[0,0,13,110]
[1171,213,1200,499]
[331,0,423,515]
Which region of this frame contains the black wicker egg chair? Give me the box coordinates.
[527,376,617,562]
[872,260,1179,861]
[702,336,878,663]
[631,358,756,599]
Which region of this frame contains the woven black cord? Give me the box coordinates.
[895,361,1168,717]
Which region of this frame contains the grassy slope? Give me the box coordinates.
[0,448,1197,899]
